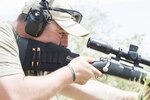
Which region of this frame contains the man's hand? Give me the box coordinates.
[68,56,102,84]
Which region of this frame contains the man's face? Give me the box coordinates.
[34,20,68,47]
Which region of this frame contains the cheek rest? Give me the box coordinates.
[17,36,79,73]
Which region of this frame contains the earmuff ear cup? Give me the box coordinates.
[25,8,48,37]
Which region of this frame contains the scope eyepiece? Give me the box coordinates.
[87,38,112,54]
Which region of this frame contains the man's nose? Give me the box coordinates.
[60,37,68,48]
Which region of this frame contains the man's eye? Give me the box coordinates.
[59,32,65,35]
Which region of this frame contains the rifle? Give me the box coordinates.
[87,38,150,85]
[18,37,150,85]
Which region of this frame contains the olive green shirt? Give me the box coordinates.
[0,22,24,77]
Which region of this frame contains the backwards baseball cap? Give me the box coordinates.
[22,0,90,37]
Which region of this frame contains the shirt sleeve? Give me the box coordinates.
[0,23,24,77]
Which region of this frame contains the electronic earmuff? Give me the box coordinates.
[25,0,52,37]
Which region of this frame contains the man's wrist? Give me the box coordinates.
[67,64,76,82]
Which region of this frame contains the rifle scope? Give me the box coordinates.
[87,38,150,66]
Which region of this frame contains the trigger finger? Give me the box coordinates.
[91,66,102,77]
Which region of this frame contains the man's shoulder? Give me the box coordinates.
[0,21,13,33]
[0,21,17,39]
[0,21,11,28]
[1,21,14,30]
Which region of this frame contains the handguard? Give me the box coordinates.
[17,36,79,72]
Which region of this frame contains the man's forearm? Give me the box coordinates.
[0,67,73,100]
[59,80,138,100]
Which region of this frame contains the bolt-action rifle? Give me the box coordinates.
[18,37,150,85]
[87,38,150,85]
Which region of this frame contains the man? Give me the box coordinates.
[0,0,138,99]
